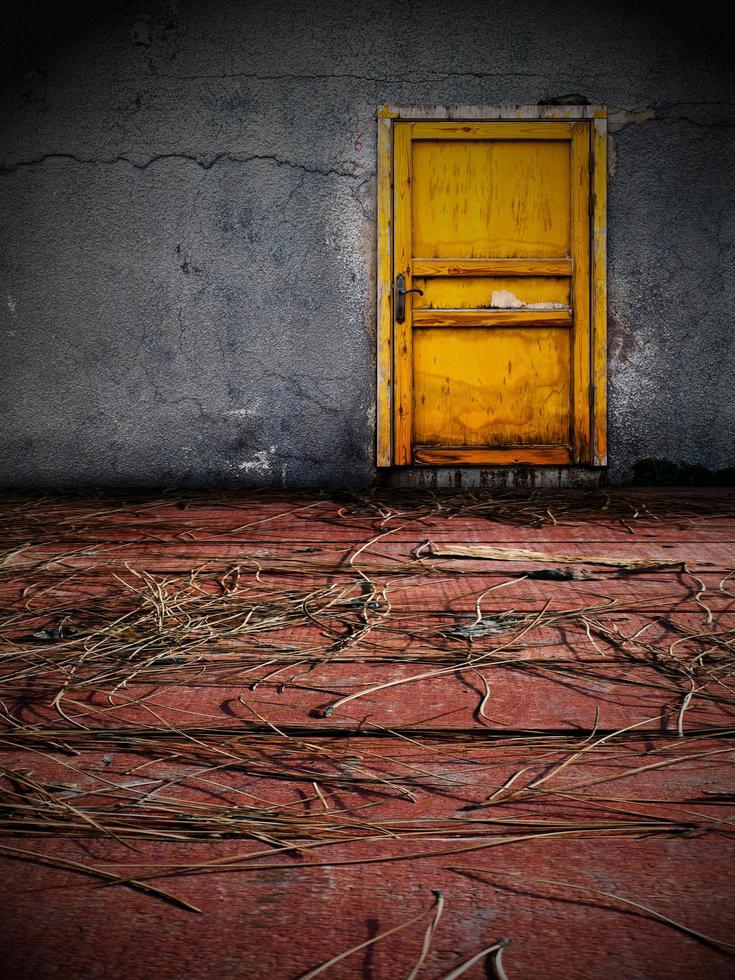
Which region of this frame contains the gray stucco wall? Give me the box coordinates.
[1,0,734,487]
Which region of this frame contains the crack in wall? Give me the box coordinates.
[0,151,359,179]
[609,101,735,132]
[6,102,734,179]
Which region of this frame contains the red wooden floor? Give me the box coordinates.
[0,488,734,979]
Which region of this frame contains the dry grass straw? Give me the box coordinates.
[298,890,444,980]
[0,486,733,926]
[450,866,735,953]
[439,939,511,980]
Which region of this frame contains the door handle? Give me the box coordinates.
[395,274,423,323]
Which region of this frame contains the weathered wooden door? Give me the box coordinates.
[380,114,606,467]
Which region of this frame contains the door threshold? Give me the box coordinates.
[384,466,606,490]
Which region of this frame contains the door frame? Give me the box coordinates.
[376,104,608,468]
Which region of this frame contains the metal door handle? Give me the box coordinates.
[395,274,423,323]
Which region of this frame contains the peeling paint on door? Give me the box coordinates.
[490,289,566,311]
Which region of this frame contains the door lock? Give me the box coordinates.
[395,274,423,323]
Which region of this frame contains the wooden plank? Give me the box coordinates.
[412,258,573,277]
[413,328,572,448]
[570,121,592,464]
[392,122,414,465]
[415,277,571,311]
[412,138,570,260]
[411,121,573,140]
[376,113,393,466]
[592,115,608,466]
[413,309,572,328]
[413,446,573,465]
[3,837,732,980]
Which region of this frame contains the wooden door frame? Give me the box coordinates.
[376,104,608,468]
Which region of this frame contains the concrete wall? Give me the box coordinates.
[1,0,733,487]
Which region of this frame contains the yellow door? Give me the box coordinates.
[391,120,596,466]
